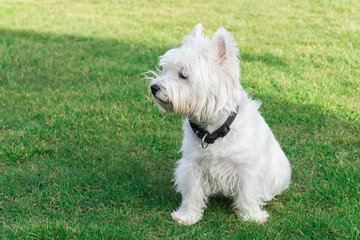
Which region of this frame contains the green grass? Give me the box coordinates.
[0,0,359,238]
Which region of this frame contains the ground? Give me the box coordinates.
[0,0,359,238]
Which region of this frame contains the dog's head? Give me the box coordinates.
[149,24,241,123]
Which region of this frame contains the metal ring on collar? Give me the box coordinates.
[201,134,209,149]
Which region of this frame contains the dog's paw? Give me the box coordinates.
[171,209,203,225]
[241,209,269,224]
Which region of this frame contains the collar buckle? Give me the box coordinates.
[189,106,239,148]
[218,125,230,137]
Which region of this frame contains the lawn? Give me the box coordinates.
[0,0,359,239]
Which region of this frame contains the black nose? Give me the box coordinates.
[150,84,160,95]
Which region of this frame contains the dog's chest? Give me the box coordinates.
[196,150,243,195]
[198,151,240,173]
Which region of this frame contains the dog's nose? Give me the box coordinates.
[150,84,161,95]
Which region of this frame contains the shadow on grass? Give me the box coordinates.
[0,28,166,88]
[0,28,358,220]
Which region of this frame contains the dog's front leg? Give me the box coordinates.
[233,175,269,223]
[171,158,209,225]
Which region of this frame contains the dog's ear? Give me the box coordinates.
[183,24,204,46]
[210,28,239,65]
[191,23,203,39]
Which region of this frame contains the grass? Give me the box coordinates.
[0,0,359,238]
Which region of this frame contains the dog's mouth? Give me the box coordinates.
[153,96,174,113]
[154,96,169,104]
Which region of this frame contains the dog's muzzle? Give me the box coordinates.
[150,84,160,95]
[150,84,169,105]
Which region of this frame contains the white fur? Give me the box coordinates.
[148,24,291,225]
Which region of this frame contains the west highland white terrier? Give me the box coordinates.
[148,24,291,225]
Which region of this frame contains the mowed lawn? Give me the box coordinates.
[0,0,359,239]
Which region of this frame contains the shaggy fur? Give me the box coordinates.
[148,24,291,225]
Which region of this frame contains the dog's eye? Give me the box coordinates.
[178,72,188,80]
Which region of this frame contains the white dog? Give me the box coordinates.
[148,24,291,225]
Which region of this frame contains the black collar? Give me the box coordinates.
[189,106,239,148]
